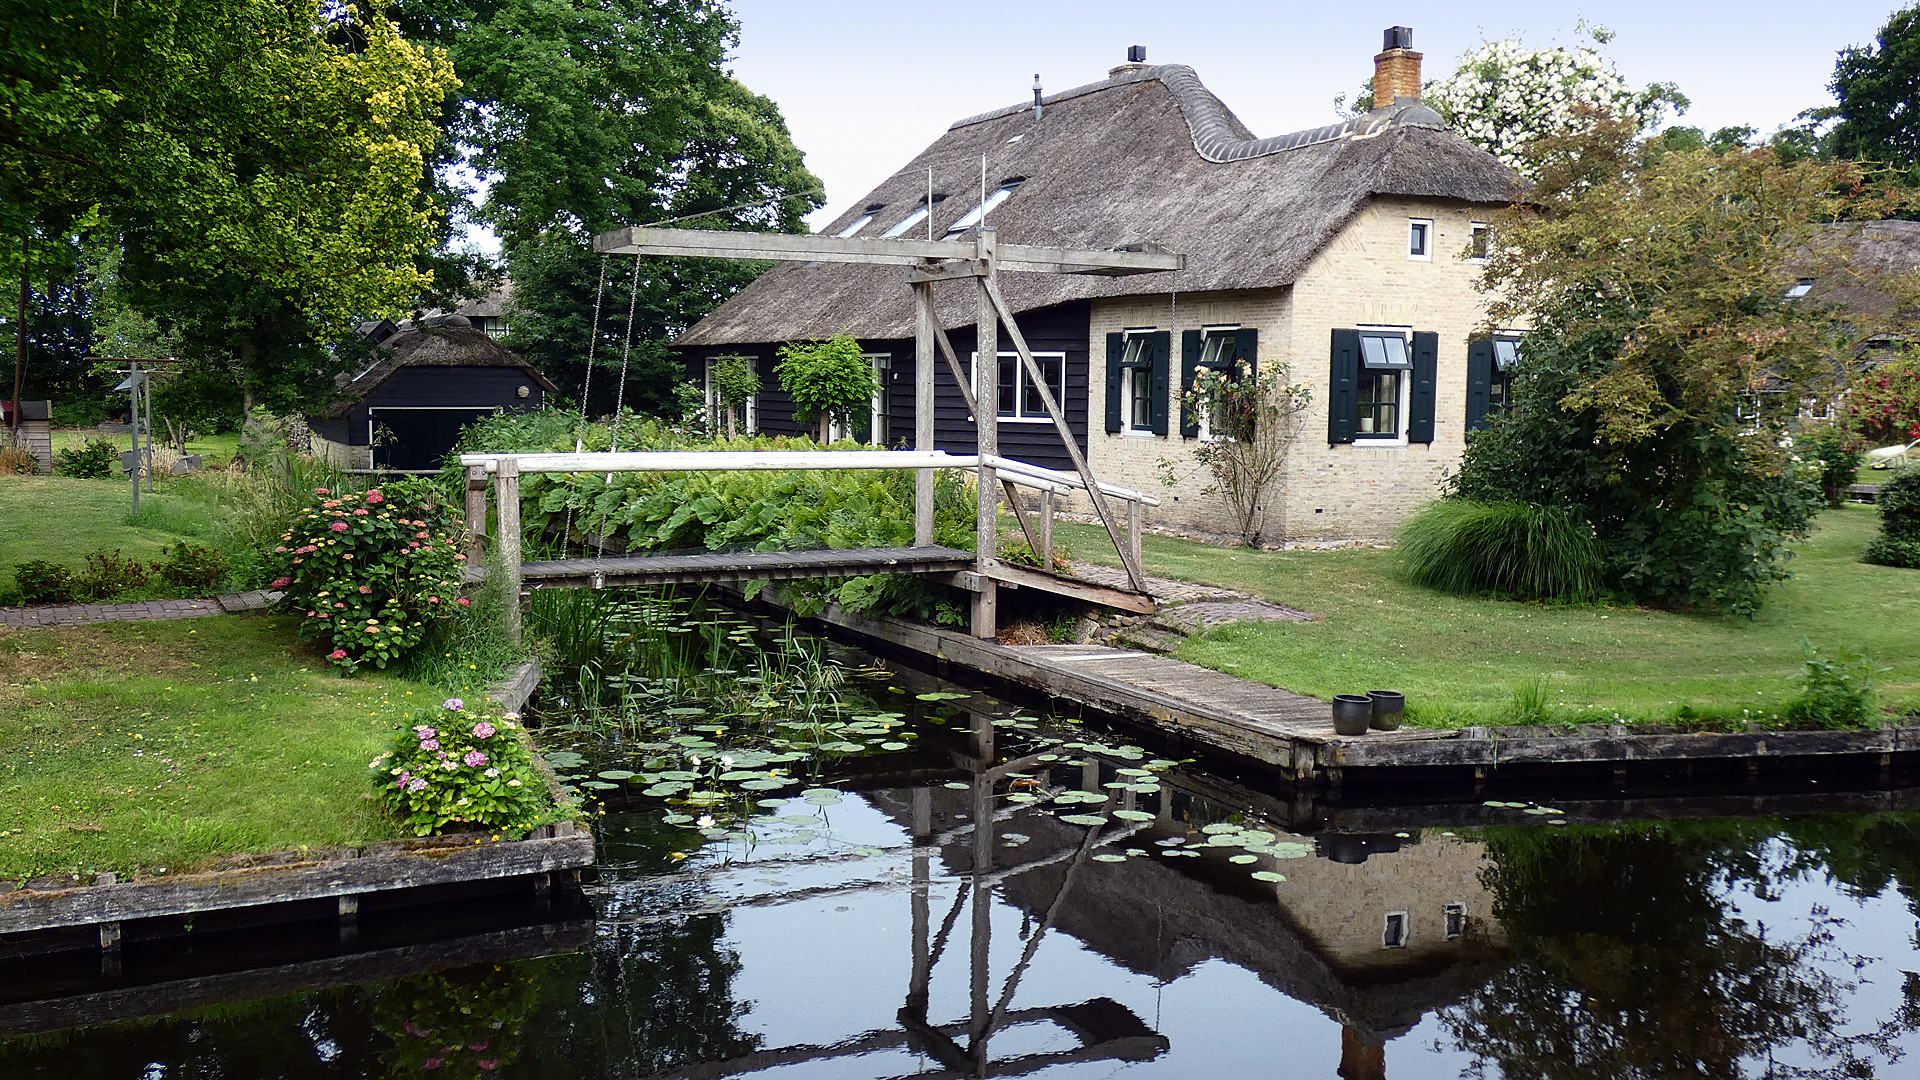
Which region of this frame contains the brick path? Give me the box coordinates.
[0,590,281,629]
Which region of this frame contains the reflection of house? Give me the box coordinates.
[674,27,1519,541]
[309,319,552,471]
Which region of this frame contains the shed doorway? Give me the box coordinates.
[370,407,499,471]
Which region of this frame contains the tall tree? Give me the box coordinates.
[392,0,823,416]
[1828,5,1920,177]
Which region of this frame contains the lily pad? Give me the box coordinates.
[1111,809,1156,822]
[1059,813,1108,827]
[916,691,969,701]
[880,742,909,751]
[580,780,618,790]
[740,778,789,791]
[543,751,587,769]
[943,782,970,790]
[1201,823,1240,835]
[1269,842,1312,859]
[1250,871,1286,883]
[1092,853,1127,863]
[803,793,843,806]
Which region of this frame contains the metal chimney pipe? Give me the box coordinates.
[1033,74,1042,120]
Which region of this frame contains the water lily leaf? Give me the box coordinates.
[1111,809,1155,822]
[642,782,689,797]
[854,847,884,857]
[1206,834,1242,847]
[658,771,699,782]
[1059,813,1108,827]
[1125,784,1160,794]
[801,787,840,798]
[596,770,635,780]
[803,793,843,806]
[1250,871,1286,882]
[916,691,969,701]
[1092,853,1128,863]
[580,780,618,790]
[880,742,909,751]
[1154,837,1186,847]
[662,813,694,824]
[718,770,760,781]
[664,707,706,716]
[740,778,789,790]
[943,782,970,790]
[1038,754,1060,762]
[1116,768,1153,777]
[543,751,587,768]
[821,741,865,753]
[1269,843,1312,859]
[1007,792,1041,803]
[1201,823,1239,835]
[1229,854,1260,864]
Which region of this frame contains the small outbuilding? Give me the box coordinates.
[308,317,553,471]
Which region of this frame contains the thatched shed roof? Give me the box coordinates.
[323,322,554,418]
[679,64,1520,347]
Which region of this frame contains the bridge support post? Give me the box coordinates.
[495,457,523,645]
[463,465,489,562]
[971,231,999,640]
[914,282,937,548]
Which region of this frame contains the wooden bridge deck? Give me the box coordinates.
[465,545,977,590]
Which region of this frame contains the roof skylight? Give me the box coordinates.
[882,196,945,239]
[1784,278,1814,299]
[835,206,882,238]
[945,179,1027,237]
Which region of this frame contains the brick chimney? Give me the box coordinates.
[1372,26,1422,105]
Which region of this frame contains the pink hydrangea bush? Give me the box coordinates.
[263,478,467,670]
[371,698,549,836]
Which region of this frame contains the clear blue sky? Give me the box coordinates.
[723,0,1904,227]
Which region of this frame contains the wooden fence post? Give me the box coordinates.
[495,458,523,645]
[914,282,937,547]
[1038,489,1054,571]
[971,231,999,640]
[464,465,489,562]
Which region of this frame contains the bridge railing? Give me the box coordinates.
[456,449,1158,641]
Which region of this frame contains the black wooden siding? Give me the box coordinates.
[678,301,1090,472]
[325,366,545,448]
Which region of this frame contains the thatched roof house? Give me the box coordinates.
[675,27,1522,542]
[308,317,552,472]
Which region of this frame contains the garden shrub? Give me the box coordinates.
[56,438,120,479]
[1846,352,1920,447]
[1864,468,1920,569]
[1801,424,1862,509]
[1781,641,1880,730]
[13,560,77,605]
[0,444,35,474]
[264,479,468,670]
[1396,499,1605,602]
[371,697,549,836]
[77,548,153,599]
[158,542,232,592]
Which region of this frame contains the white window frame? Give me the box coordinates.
[1468,222,1490,263]
[1354,325,1412,445]
[1193,325,1241,443]
[1785,278,1815,299]
[835,206,881,238]
[1408,218,1433,262]
[968,350,1068,425]
[704,355,757,436]
[1443,902,1467,941]
[1120,330,1159,437]
[946,179,1026,237]
[882,197,943,239]
[1383,910,1410,949]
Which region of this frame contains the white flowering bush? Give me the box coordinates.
[1426,36,1686,174]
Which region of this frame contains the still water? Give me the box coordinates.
[5,610,1919,1079]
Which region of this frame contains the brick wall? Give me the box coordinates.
[1072,195,1508,543]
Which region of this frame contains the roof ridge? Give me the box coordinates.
[949,64,1448,164]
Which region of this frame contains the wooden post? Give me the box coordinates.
[971,230,998,640]
[914,282,937,547]
[1127,499,1143,573]
[464,465,489,562]
[1037,489,1054,571]
[495,458,523,645]
[909,785,932,1013]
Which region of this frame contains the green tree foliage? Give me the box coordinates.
[392,0,823,417]
[1864,467,1920,568]
[708,354,760,439]
[1454,116,1903,614]
[775,335,875,442]
[1827,6,1920,178]
[1846,352,1920,446]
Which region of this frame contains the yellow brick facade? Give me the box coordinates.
[1080,194,1507,543]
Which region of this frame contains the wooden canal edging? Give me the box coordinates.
[782,595,1920,790]
[0,659,592,954]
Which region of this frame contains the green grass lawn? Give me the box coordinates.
[1053,505,1920,724]
[0,615,477,884]
[0,474,237,604]
[50,427,242,466]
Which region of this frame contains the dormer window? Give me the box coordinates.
[946,179,1027,236]
[1785,278,1814,299]
[835,205,882,238]
[1408,219,1432,261]
[882,196,945,239]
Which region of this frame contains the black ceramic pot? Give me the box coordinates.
[1332,694,1373,736]
[1367,690,1405,731]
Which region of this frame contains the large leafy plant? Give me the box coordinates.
[265,479,467,669]
[373,698,550,836]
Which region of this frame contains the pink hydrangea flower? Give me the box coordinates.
[270,576,292,587]
[366,490,385,504]
[357,585,373,594]
[413,725,436,738]
[314,487,330,495]
[421,738,440,751]
[456,597,471,606]
[329,521,349,532]
[328,649,348,660]
[443,698,464,711]
[464,750,487,768]
[471,721,496,739]
[352,508,369,516]
[407,776,429,792]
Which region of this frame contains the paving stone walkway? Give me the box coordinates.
[0,590,281,629]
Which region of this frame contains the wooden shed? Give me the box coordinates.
[308,318,553,471]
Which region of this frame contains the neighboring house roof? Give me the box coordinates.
[1805,219,1920,322]
[321,322,555,418]
[679,63,1520,347]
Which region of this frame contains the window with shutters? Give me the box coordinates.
[1122,332,1157,434]
[1330,327,1436,445]
[1106,329,1170,437]
[1194,326,1238,441]
[1467,333,1524,433]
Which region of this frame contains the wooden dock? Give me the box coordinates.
[793,599,1920,790]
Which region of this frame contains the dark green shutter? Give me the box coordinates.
[1104,332,1124,433]
[1328,328,1359,444]
[1409,330,1438,444]
[1148,331,1171,436]
[1233,327,1258,379]
[1179,330,1203,437]
[1465,338,1493,433]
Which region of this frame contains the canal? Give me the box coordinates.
[5,596,1919,1078]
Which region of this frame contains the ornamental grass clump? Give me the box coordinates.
[373,698,549,836]
[1396,499,1605,602]
[265,479,468,670]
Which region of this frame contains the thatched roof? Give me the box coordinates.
[679,64,1520,347]
[323,323,553,417]
[1807,219,1920,322]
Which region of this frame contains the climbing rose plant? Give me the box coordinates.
[265,479,468,670]
[1846,353,1920,447]
[373,698,550,836]
[1425,33,1687,175]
